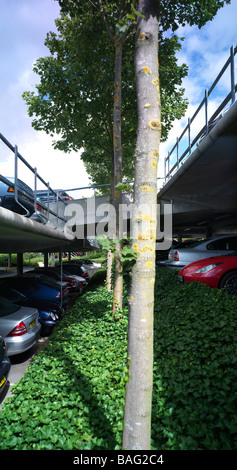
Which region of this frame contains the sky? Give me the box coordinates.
[0,0,237,198]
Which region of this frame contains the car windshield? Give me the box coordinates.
[0,297,20,317]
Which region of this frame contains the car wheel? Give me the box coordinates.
[219,270,237,295]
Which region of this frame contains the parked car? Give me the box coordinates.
[0,276,70,311]
[157,239,202,265]
[0,335,11,397]
[165,235,237,269]
[57,263,90,281]
[0,297,41,356]
[70,259,102,277]
[0,286,62,336]
[50,267,87,289]
[0,176,46,223]
[32,267,81,293]
[23,271,68,290]
[36,189,73,204]
[178,253,237,294]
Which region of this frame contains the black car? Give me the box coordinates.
[0,335,11,399]
[33,267,81,293]
[56,263,90,280]
[0,176,46,223]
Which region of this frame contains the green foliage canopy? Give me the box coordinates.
[23,2,188,189]
[23,0,230,189]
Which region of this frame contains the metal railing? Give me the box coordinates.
[165,45,237,182]
[0,132,67,227]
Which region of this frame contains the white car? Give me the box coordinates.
[165,235,237,269]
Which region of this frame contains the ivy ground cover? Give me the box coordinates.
[0,268,236,450]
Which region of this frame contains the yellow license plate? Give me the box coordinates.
[30,319,37,329]
[0,376,6,389]
[169,253,172,260]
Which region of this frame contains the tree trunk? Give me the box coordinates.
[112,38,124,314]
[122,0,160,450]
[106,250,113,291]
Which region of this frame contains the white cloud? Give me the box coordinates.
[160,1,237,181]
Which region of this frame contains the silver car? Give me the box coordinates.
[0,297,41,356]
[165,235,237,269]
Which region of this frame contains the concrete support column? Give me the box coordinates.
[44,252,48,268]
[17,253,23,275]
[8,254,12,268]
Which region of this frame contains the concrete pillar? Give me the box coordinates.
[17,253,23,275]
[8,254,12,268]
[44,252,48,268]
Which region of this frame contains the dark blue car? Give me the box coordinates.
[0,277,70,333]
[0,335,11,399]
[0,286,64,336]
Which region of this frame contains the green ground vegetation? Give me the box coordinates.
[0,268,236,450]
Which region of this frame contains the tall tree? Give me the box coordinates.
[23,0,188,312]
[122,0,230,450]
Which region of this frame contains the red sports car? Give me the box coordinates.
[178,254,237,294]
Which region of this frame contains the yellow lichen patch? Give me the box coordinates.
[150,278,155,285]
[138,31,146,40]
[142,245,154,253]
[142,313,147,318]
[145,261,153,267]
[149,150,159,160]
[151,160,158,169]
[145,103,151,108]
[149,119,161,131]
[130,296,134,301]
[141,185,153,192]
[152,77,159,86]
[140,213,152,222]
[143,66,152,75]
[143,293,146,296]
[137,231,150,241]
[140,279,145,282]
[133,243,140,252]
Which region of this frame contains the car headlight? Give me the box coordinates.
[50,312,57,321]
[195,262,223,274]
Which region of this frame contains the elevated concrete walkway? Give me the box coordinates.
[158,100,237,238]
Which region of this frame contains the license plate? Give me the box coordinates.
[0,376,6,389]
[169,253,172,260]
[30,319,37,329]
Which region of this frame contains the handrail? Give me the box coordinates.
[0,132,67,227]
[165,45,237,182]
